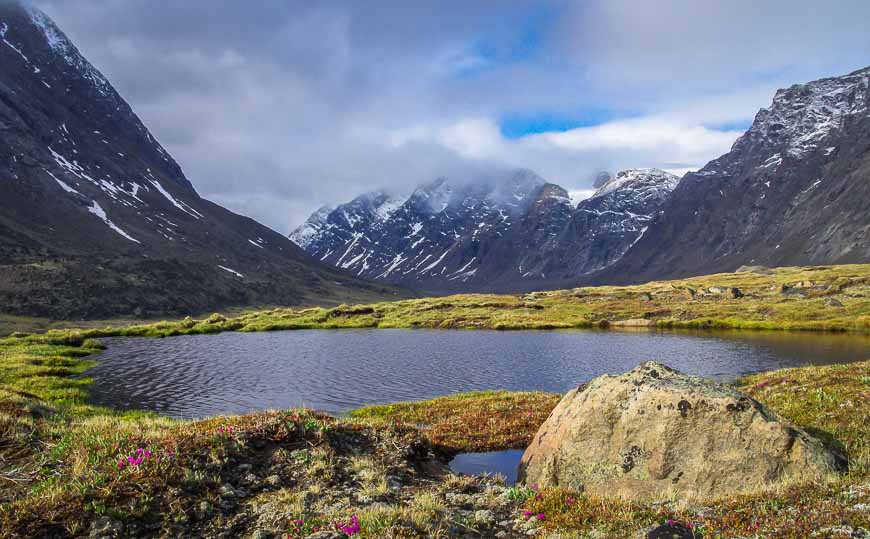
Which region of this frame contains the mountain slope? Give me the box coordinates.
[291,168,679,292]
[598,67,870,284]
[0,3,402,319]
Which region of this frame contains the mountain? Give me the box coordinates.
[597,67,870,284]
[291,168,679,292]
[0,3,402,319]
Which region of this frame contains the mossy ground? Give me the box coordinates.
[351,391,562,454]
[1,264,869,537]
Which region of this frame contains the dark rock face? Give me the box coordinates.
[291,169,679,293]
[0,3,398,318]
[598,67,870,284]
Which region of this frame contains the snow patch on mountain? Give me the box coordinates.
[87,201,140,243]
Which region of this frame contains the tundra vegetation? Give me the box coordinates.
[0,264,869,537]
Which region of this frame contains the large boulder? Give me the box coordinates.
[518,362,845,501]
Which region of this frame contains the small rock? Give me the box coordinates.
[445,492,474,507]
[736,265,774,275]
[729,287,743,298]
[265,474,281,487]
[611,318,653,328]
[305,532,344,539]
[238,463,253,472]
[219,484,237,498]
[647,523,695,539]
[386,476,403,489]
[824,297,844,307]
[472,509,495,526]
[251,530,273,539]
[88,516,123,538]
[707,286,726,294]
[639,292,653,301]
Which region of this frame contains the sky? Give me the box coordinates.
[32,0,870,233]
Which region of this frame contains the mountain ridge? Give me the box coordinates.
[291,168,680,292]
[0,2,404,318]
[592,66,870,284]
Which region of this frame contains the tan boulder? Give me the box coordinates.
[518,362,845,501]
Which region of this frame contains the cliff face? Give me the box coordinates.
[600,67,870,283]
[0,3,400,318]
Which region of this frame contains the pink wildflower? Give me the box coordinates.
[537,513,545,520]
[337,514,360,535]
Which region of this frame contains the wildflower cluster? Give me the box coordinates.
[336,514,360,535]
[117,447,152,469]
[116,447,174,470]
[216,425,235,435]
[285,517,325,538]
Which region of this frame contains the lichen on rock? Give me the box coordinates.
[518,361,846,501]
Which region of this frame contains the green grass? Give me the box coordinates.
[351,391,561,454]
[1,263,869,537]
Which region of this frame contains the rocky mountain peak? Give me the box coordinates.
[591,168,680,199]
[592,171,612,188]
[733,67,869,162]
[595,66,870,284]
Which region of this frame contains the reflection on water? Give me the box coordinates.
[86,328,870,418]
[448,450,525,485]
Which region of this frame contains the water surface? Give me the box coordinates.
[87,328,870,418]
[449,450,525,485]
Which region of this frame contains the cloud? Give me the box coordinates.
[31,0,870,232]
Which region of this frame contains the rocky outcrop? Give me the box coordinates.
[518,362,845,501]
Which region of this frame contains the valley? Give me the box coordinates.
[1,2,869,538]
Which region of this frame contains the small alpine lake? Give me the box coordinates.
[87,328,870,419]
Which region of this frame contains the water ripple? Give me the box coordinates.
[85,329,870,418]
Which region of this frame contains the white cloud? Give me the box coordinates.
[33,0,870,232]
[385,114,742,193]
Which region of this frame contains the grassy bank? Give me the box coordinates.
[10,263,864,341]
[1,263,870,537]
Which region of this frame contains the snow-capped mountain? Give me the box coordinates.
[291,168,680,292]
[0,2,399,318]
[598,66,870,284]
[496,168,680,285]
